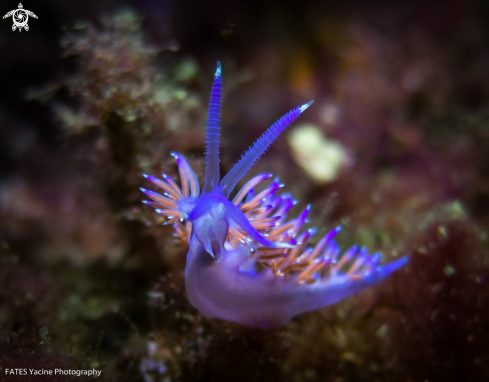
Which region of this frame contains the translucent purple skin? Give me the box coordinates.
[142,62,408,328]
[185,239,407,328]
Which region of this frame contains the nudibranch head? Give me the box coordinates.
[141,62,408,328]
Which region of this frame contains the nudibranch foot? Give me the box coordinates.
[141,62,408,328]
[185,234,408,328]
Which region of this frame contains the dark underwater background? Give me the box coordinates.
[1,0,489,381]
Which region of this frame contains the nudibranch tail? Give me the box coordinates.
[220,100,314,198]
[142,62,408,328]
[203,61,222,194]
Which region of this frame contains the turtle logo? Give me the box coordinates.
[3,3,38,32]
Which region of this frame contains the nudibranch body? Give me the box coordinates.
[141,62,407,328]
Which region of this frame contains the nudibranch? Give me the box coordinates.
[141,62,408,328]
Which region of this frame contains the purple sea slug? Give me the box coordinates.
[141,62,408,328]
